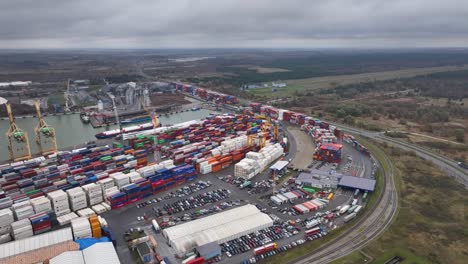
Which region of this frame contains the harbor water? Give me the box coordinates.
[0,109,214,162]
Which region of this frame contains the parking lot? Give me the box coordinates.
[103,124,374,264]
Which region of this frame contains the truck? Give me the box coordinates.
[344,212,356,223]
[362,192,368,201]
[347,205,358,214]
[152,219,160,233]
[458,162,468,169]
[182,256,196,264]
[354,189,360,197]
[187,257,204,264]
[351,199,358,206]
[339,205,351,214]
[354,205,363,214]
[305,227,321,236]
[305,219,320,229]
[240,180,252,189]
[254,242,277,255]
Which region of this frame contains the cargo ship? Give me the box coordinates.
[94,123,154,139]
[120,115,152,125]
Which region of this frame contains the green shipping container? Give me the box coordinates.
[303,187,316,193]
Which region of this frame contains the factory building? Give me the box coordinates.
[163,204,273,257]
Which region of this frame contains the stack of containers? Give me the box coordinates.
[77,208,95,217]
[91,204,107,214]
[135,178,152,198]
[127,171,143,183]
[105,187,127,210]
[30,196,52,214]
[29,213,51,234]
[0,197,13,210]
[110,172,130,189]
[71,217,92,240]
[122,183,140,204]
[66,187,88,212]
[97,178,114,193]
[235,143,284,179]
[89,215,102,238]
[47,190,70,217]
[11,219,33,240]
[314,144,342,163]
[82,183,103,206]
[12,200,35,221]
[0,208,13,243]
[57,212,79,226]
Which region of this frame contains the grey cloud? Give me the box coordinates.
[0,0,467,48]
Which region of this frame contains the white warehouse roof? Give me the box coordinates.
[50,251,85,264]
[269,160,288,171]
[163,204,273,255]
[0,227,73,259]
[83,242,121,264]
[49,242,120,264]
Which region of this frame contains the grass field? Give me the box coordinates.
[247,85,306,98]
[47,92,65,105]
[334,144,467,264]
[248,65,468,99]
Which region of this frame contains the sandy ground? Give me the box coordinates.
[287,126,316,169]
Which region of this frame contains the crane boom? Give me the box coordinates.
[35,100,57,156]
[5,103,31,161]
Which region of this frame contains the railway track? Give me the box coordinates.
[290,144,398,264]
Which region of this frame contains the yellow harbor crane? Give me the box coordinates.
[5,103,31,161]
[34,101,58,156]
[139,96,159,129]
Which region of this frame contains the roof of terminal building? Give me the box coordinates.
[338,176,376,192]
[269,160,289,171]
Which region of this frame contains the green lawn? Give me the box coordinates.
[47,92,65,105]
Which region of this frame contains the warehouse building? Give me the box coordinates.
[295,170,342,189]
[0,228,75,263]
[197,241,222,260]
[338,176,376,192]
[50,242,120,264]
[163,204,273,257]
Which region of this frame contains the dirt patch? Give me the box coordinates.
[288,126,315,169]
[150,94,192,106]
[248,66,291,73]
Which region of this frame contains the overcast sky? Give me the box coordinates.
[1,0,467,49]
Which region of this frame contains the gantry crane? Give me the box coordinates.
[5,103,31,161]
[35,101,57,156]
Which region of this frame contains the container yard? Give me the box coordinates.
[0,86,376,264]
